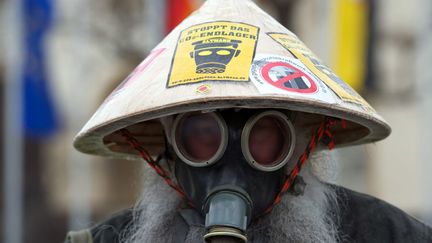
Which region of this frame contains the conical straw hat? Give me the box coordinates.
[74,0,391,159]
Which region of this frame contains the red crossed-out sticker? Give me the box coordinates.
[260,61,317,93]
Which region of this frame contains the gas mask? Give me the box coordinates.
[168,109,296,242]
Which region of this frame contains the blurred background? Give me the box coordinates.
[0,0,431,242]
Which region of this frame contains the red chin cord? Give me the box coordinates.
[120,117,346,213]
[119,129,194,207]
[262,117,346,215]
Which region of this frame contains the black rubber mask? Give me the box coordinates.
[171,109,290,221]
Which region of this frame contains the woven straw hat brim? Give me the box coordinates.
[73,0,391,159]
[74,96,390,160]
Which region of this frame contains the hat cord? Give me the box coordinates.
[120,117,346,215]
[262,117,346,215]
[119,129,194,207]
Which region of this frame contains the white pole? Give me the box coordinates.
[67,1,92,230]
[416,0,432,224]
[67,150,92,230]
[2,0,24,242]
[145,0,166,49]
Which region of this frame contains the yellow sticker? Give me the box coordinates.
[167,21,259,87]
[267,32,374,112]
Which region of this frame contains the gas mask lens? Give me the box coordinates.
[172,112,228,166]
[172,110,295,171]
[242,111,296,171]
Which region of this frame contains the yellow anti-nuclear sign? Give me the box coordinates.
[167,21,259,87]
[267,32,374,112]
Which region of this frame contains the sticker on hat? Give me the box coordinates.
[250,55,337,103]
[267,32,374,112]
[105,48,165,102]
[196,84,212,94]
[167,21,259,87]
[260,60,317,93]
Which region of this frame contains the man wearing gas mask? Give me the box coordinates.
[66,0,432,242]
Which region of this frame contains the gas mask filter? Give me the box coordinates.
[170,110,296,242]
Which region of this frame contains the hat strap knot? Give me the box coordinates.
[262,117,345,215]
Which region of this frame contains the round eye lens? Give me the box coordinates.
[242,111,295,171]
[173,112,227,166]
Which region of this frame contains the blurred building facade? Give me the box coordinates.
[1,0,431,242]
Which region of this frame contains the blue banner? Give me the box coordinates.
[22,0,59,138]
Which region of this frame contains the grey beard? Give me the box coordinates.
[122,151,340,243]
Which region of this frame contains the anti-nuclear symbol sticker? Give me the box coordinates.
[167,21,259,87]
[250,55,337,104]
[267,32,374,112]
[260,61,317,93]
